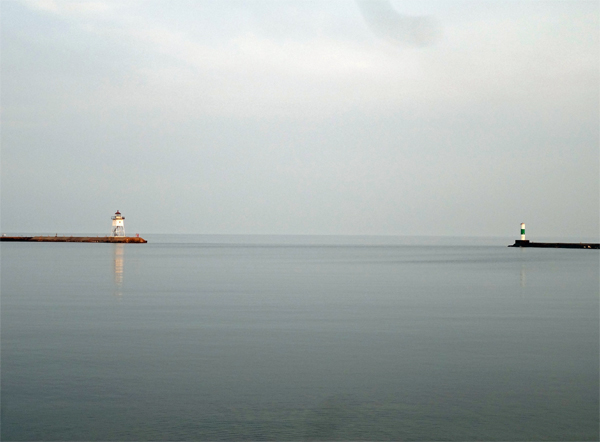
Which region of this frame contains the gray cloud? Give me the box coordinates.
[1,1,598,238]
[356,0,441,47]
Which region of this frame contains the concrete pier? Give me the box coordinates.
[1,236,147,243]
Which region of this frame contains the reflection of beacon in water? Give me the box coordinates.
[520,264,526,288]
[111,210,125,237]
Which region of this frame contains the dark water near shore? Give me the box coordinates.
[2,235,598,441]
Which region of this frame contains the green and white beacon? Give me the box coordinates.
[520,223,526,241]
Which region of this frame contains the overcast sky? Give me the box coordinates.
[1,0,598,237]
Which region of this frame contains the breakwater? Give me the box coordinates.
[1,236,147,243]
[510,239,598,249]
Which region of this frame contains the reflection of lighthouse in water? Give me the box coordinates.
[114,244,124,295]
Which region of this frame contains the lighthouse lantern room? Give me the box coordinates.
[111,210,125,237]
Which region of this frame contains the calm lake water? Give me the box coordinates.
[2,235,598,441]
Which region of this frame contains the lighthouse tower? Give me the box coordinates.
[111,210,125,237]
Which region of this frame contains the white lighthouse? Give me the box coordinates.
[111,210,125,237]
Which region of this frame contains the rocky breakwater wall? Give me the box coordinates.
[510,239,598,249]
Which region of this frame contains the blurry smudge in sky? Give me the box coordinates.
[357,0,441,47]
